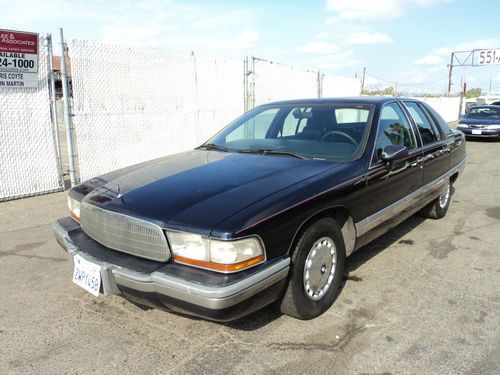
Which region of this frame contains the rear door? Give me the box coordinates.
[402,101,450,185]
[421,102,466,170]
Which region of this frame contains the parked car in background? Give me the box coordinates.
[457,105,500,139]
[53,97,466,321]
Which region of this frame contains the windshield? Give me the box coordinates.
[204,103,374,161]
[465,106,500,119]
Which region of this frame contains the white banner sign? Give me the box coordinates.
[474,48,500,66]
[0,29,39,88]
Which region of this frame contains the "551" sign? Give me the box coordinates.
[474,48,500,66]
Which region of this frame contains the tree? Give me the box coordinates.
[465,88,482,99]
[362,86,396,96]
[382,87,395,96]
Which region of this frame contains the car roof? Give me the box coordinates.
[467,104,500,110]
[261,96,418,107]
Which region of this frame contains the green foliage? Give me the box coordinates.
[465,88,482,99]
[362,87,396,96]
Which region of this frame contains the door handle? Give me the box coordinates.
[410,157,424,167]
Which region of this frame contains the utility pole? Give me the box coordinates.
[447,52,454,95]
[458,75,467,117]
[489,78,492,93]
[360,67,366,94]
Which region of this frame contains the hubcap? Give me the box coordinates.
[303,237,337,301]
[439,182,450,208]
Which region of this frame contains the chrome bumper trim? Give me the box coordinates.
[53,220,121,295]
[53,220,290,310]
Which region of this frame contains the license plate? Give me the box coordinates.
[72,255,101,296]
[472,129,482,135]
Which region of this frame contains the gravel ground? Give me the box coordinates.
[1,139,499,375]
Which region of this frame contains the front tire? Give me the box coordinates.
[419,179,452,219]
[279,218,345,320]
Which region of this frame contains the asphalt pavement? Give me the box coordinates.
[1,139,499,374]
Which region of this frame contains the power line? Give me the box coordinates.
[365,72,448,87]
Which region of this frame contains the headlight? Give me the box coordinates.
[456,124,469,128]
[487,124,500,129]
[67,195,81,222]
[166,231,265,273]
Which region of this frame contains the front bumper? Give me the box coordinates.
[458,128,500,138]
[53,217,290,321]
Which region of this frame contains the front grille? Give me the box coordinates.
[80,201,170,262]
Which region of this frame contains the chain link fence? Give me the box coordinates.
[0,35,62,201]
[70,40,244,181]
[58,40,362,184]
[245,57,361,109]
[2,33,464,201]
[250,57,319,107]
[322,74,361,98]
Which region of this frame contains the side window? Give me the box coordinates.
[404,101,442,145]
[225,108,279,142]
[374,102,416,161]
[281,107,310,137]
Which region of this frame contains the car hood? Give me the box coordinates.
[459,117,500,125]
[82,150,340,236]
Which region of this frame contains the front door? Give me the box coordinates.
[359,101,424,233]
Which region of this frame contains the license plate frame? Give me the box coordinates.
[72,254,102,297]
[472,129,482,135]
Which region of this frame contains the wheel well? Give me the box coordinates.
[288,206,357,257]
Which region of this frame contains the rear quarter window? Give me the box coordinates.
[403,101,442,145]
[420,102,453,136]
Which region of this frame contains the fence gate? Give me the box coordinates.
[0,33,63,201]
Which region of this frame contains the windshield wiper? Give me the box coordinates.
[196,143,230,152]
[238,149,306,159]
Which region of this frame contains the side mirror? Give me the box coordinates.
[459,114,465,119]
[380,145,408,169]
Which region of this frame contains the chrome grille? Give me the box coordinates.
[80,201,170,262]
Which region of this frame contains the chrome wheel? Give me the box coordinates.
[439,181,451,209]
[303,237,337,301]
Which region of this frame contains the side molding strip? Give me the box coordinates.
[355,158,466,237]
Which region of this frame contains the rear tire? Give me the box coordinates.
[279,218,345,320]
[419,179,451,219]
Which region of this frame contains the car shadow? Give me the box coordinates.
[344,214,426,274]
[224,214,429,331]
[465,137,500,143]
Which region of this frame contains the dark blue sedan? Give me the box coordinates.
[457,105,500,139]
[53,97,466,321]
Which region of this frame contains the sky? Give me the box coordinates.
[2,0,500,94]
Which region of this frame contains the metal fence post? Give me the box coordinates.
[243,56,249,113]
[243,56,255,111]
[59,28,77,186]
[46,34,64,189]
[317,71,322,98]
[250,56,255,109]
